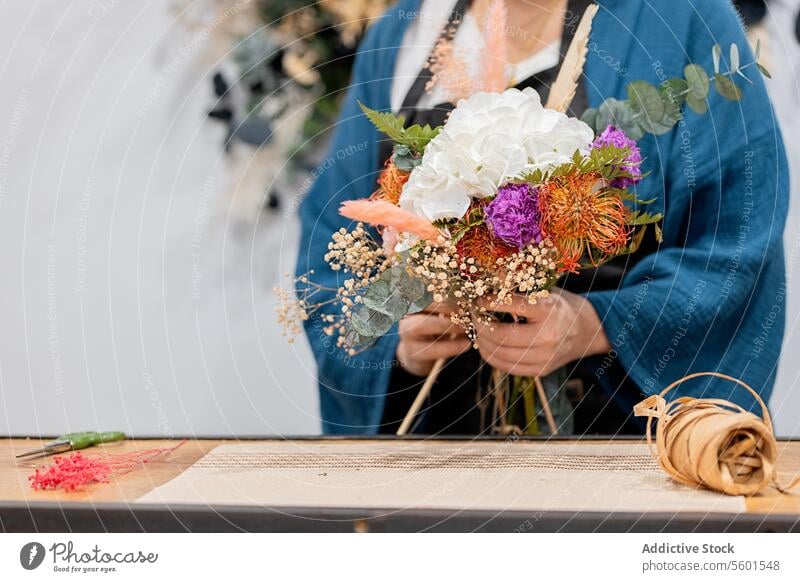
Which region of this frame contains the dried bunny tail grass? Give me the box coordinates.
[634,372,800,497]
[339,200,441,242]
[545,3,598,113]
[479,0,509,93]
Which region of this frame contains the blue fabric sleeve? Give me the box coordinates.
[295,16,403,434]
[586,0,789,411]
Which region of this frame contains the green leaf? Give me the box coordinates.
[361,280,408,320]
[628,210,664,226]
[349,305,394,337]
[596,98,644,140]
[661,78,688,106]
[626,227,647,254]
[659,82,684,127]
[712,44,722,75]
[643,118,676,136]
[581,107,599,131]
[714,74,742,100]
[402,123,441,152]
[627,80,665,123]
[383,263,431,313]
[755,39,761,61]
[340,328,373,351]
[686,94,708,115]
[684,64,710,100]
[757,62,772,79]
[359,102,441,152]
[392,144,420,171]
[359,102,408,143]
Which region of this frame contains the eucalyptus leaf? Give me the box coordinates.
[394,269,427,303]
[729,43,740,74]
[392,144,420,171]
[686,94,708,114]
[627,81,665,123]
[684,64,710,99]
[597,98,643,139]
[659,82,684,123]
[644,118,677,136]
[580,107,599,130]
[341,328,373,350]
[755,39,761,61]
[661,79,688,106]
[349,305,394,337]
[757,63,772,79]
[388,263,432,314]
[714,74,742,100]
[712,44,722,75]
[361,280,409,320]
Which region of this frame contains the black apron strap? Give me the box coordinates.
[399,0,473,114]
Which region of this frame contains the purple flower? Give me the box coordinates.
[485,183,542,250]
[591,125,643,188]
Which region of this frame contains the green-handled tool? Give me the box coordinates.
[16,431,127,459]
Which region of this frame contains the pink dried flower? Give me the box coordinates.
[339,199,441,242]
[480,0,509,93]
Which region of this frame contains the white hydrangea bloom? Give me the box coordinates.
[399,87,594,221]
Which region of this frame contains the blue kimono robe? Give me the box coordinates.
[296,0,789,434]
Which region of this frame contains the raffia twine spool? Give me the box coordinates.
[634,372,800,496]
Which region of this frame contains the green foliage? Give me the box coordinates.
[521,145,639,187]
[519,145,661,250]
[684,64,710,100]
[343,257,433,346]
[713,74,742,100]
[447,205,485,245]
[628,209,663,226]
[391,144,422,171]
[359,102,441,153]
[627,81,666,134]
[584,43,769,138]
[359,103,407,142]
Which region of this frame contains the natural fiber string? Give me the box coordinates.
[634,372,800,496]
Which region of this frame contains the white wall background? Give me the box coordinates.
[0,1,797,437]
[765,0,800,438]
[0,1,319,437]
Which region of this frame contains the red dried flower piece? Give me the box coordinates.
[28,442,185,492]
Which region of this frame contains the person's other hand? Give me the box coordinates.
[474,288,611,377]
[396,303,471,377]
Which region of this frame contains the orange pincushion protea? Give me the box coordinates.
[538,170,630,273]
[456,223,516,268]
[371,159,409,205]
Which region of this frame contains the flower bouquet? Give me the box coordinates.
[280,2,769,435]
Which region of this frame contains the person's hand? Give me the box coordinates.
[474,288,611,377]
[396,303,471,377]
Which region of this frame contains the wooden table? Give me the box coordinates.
[1,437,799,532]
